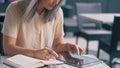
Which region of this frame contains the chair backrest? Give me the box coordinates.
[110,16,120,51]
[77,15,102,29]
[75,2,102,30]
[75,2,102,14]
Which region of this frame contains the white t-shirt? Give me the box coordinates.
[2,1,64,49]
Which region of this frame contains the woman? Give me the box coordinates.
[2,0,84,60]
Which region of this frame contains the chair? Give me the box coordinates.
[64,18,78,38]
[0,23,3,55]
[97,16,120,67]
[62,0,78,41]
[0,14,4,55]
[75,2,111,54]
[63,3,102,39]
[0,14,4,22]
[75,2,102,14]
[75,2,102,30]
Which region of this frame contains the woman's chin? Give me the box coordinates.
[46,6,54,10]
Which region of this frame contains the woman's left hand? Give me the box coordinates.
[66,43,84,55]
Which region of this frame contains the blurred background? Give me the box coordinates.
[0,0,120,68]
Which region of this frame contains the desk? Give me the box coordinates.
[79,13,120,24]
[0,13,5,16]
[79,13,120,30]
[0,54,110,68]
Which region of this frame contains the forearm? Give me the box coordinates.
[53,43,69,53]
[53,36,70,53]
[3,35,37,57]
[3,44,36,58]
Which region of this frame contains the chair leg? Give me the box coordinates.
[109,56,112,67]
[97,49,100,58]
[109,54,115,67]
[76,36,79,44]
[86,40,89,54]
[97,44,100,58]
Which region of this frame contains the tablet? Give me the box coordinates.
[59,54,103,67]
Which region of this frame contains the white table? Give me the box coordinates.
[0,13,5,17]
[0,54,110,68]
[79,13,120,24]
[0,13,5,15]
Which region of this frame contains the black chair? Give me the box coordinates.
[0,13,5,22]
[97,16,120,67]
[75,2,102,30]
[75,2,111,54]
[0,23,4,55]
[64,18,78,38]
[63,2,102,42]
[75,2,102,14]
[62,1,84,38]
[0,13,4,55]
[0,16,4,22]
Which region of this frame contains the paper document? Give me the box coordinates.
[3,54,63,68]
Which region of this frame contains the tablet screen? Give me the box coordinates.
[59,54,102,67]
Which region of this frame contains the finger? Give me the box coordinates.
[72,45,80,55]
[44,55,49,60]
[79,48,85,55]
[69,45,77,54]
[69,46,75,54]
[47,55,56,59]
[41,54,49,60]
[44,53,51,60]
[47,48,59,58]
[76,46,80,55]
[42,48,52,60]
[44,53,56,60]
[57,54,63,59]
[43,48,49,53]
[71,45,79,54]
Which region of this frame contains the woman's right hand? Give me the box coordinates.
[34,48,59,60]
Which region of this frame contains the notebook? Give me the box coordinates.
[59,53,103,68]
[3,54,63,68]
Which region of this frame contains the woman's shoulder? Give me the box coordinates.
[57,8,63,16]
[55,7,63,21]
[6,0,25,17]
[6,1,20,11]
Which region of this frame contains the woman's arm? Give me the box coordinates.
[53,36,84,55]
[52,36,67,53]
[3,35,58,60]
[3,35,36,57]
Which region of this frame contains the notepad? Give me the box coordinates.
[3,54,63,68]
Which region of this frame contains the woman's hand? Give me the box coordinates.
[66,43,84,55]
[34,48,59,60]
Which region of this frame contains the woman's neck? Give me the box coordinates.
[37,3,44,14]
